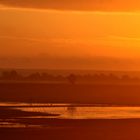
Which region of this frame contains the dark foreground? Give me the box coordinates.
[1,82,140,139]
[1,119,140,140]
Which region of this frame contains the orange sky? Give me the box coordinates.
[1,0,140,11]
[1,1,140,70]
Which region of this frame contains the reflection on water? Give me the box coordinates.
[2,102,140,128]
[0,121,41,128]
[0,102,70,107]
[67,107,77,117]
[16,105,140,119]
[0,122,27,128]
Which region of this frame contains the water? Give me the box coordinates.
[17,106,140,119]
[2,102,140,128]
[2,102,140,119]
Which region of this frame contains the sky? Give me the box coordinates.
[1,0,140,70]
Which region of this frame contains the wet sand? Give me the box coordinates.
[1,119,140,140]
[0,107,59,119]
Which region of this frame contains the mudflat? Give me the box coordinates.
[1,119,140,140]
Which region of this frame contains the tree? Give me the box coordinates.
[1,70,20,80]
[10,70,18,79]
[67,74,76,84]
[27,72,41,81]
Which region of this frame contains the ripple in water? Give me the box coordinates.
[16,106,140,119]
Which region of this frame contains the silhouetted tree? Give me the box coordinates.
[10,70,18,79]
[107,73,119,82]
[1,70,21,80]
[27,72,41,81]
[121,75,130,81]
[1,71,9,79]
[67,74,76,84]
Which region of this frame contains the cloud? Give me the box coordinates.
[110,35,140,41]
[0,0,140,11]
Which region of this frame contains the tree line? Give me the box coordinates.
[0,70,140,84]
